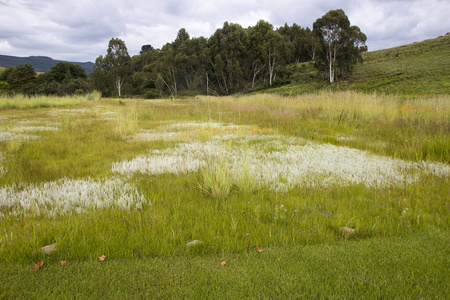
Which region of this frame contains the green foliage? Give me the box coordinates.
[0,62,92,96]
[0,81,9,94]
[143,90,160,99]
[0,64,37,94]
[313,9,367,83]
[93,38,131,97]
[47,62,87,83]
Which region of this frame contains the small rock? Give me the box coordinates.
[340,227,356,239]
[39,242,57,254]
[186,240,203,247]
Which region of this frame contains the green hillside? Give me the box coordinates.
[270,34,450,96]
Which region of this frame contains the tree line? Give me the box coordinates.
[0,62,93,96]
[0,9,366,98]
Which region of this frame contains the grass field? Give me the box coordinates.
[270,34,450,97]
[0,92,101,110]
[0,91,449,298]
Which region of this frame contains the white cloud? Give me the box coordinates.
[0,0,449,61]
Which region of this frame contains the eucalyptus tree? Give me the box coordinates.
[313,9,367,83]
[175,36,208,91]
[265,30,288,86]
[248,20,272,88]
[130,45,159,94]
[91,55,112,96]
[150,29,196,95]
[277,23,310,64]
[248,20,288,87]
[93,38,131,96]
[155,43,179,95]
[207,22,249,94]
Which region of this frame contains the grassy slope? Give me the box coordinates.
[270,34,450,96]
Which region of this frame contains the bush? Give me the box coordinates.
[143,90,160,99]
[0,81,10,94]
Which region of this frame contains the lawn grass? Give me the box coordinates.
[0,93,449,298]
[1,229,448,299]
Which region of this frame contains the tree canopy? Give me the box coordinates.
[313,9,367,83]
[0,62,92,96]
[0,9,366,98]
[92,38,131,96]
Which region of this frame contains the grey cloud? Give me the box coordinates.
[0,0,449,61]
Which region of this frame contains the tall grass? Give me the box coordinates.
[214,91,450,163]
[0,93,448,264]
[0,91,101,109]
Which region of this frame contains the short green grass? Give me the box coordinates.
[0,93,449,298]
[268,34,450,97]
[1,230,448,299]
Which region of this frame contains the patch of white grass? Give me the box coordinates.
[134,130,179,142]
[0,131,38,142]
[134,122,273,143]
[0,152,6,177]
[113,122,450,191]
[0,177,148,219]
[12,126,59,132]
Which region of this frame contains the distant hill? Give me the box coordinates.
[0,55,94,74]
[265,34,450,96]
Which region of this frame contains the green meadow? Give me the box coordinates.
[270,34,450,97]
[0,89,449,298]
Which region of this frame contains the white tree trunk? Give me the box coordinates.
[268,50,276,86]
[329,49,334,84]
[115,76,123,97]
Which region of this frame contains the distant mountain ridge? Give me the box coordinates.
[0,54,94,74]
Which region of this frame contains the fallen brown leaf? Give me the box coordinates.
[257,248,263,253]
[60,260,67,266]
[220,261,226,266]
[34,260,44,271]
[98,255,106,261]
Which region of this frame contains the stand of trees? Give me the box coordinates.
[0,62,92,96]
[0,9,366,98]
[92,9,366,97]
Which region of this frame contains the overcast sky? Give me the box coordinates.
[1,0,449,62]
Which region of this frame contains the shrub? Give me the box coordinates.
[143,90,160,99]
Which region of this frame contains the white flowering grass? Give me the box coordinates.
[0,177,147,219]
[134,122,274,143]
[0,152,6,177]
[0,131,38,142]
[11,126,59,132]
[113,122,450,192]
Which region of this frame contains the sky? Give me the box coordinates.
[0,0,449,63]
